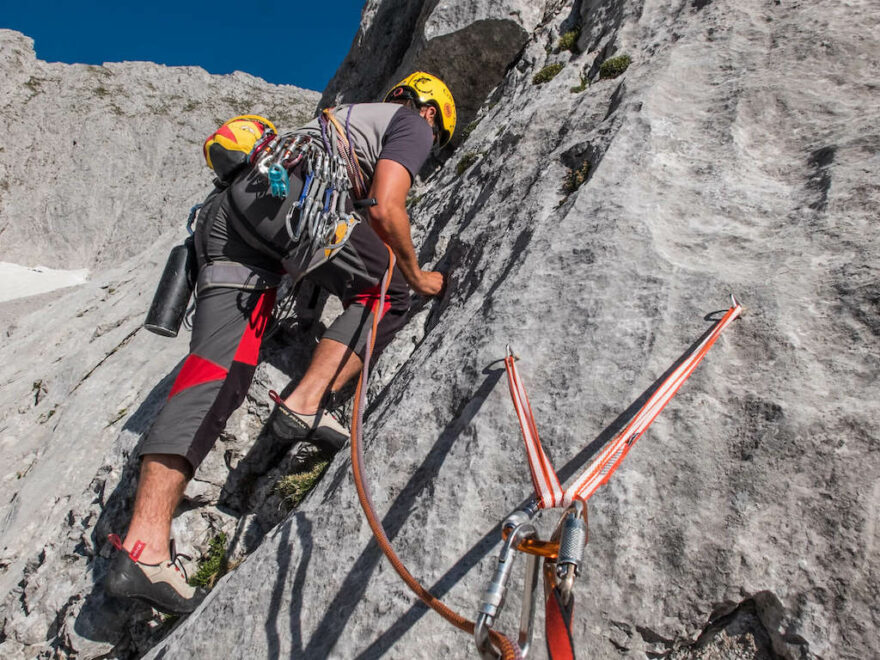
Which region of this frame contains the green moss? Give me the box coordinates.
[557,29,581,53]
[460,120,479,142]
[570,74,590,93]
[562,160,591,195]
[533,63,564,85]
[599,54,632,80]
[275,459,330,510]
[456,151,480,176]
[189,533,228,589]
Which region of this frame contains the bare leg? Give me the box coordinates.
[283,338,363,414]
[122,454,190,564]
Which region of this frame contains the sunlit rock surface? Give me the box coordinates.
[1,0,879,655]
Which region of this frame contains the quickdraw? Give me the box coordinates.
[250,129,360,263]
[475,295,743,659]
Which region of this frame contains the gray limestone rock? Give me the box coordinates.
[2,0,880,656]
[321,0,545,145]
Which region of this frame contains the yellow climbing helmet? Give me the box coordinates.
[203,115,277,181]
[384,72,456,147]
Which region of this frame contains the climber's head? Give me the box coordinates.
[384,72,456,147]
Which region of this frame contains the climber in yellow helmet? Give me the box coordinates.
[105,73,457,615]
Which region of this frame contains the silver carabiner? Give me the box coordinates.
[554,500,588,606]
[475,512,537,659]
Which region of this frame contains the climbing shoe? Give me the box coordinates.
[268,390,348,452]
[104,535,206,615]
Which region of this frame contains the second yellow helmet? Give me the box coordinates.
[384,72,456,147]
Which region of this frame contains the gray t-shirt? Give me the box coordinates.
[296,102,434,186]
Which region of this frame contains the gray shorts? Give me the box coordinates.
[140,176,409,472]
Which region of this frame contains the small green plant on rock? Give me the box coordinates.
[456,151,480,176]
[533,63,564,85]
[599,54,632,80]
[562,160,591,195]
[557,29,581,53]
[570,73,590,93]
[190,533,228,589]
[276,459,330,510]
[460,120,479,142]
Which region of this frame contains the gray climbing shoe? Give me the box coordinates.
[268,390,349,452]
[105,535,206,615]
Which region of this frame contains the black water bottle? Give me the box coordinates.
[144,236,197,337]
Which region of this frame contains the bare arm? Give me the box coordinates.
[367,158,444,296]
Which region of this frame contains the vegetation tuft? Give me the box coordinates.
[189,533,228,589]
[599,54,632,80]
[533,63,565,85]
[557,29,581,53]
[460,120,479,143]
[570,73,590,93]
[275,459,330,510]
[456,151,480,176]
[562,160,591,195]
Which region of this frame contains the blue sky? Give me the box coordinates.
[2,0,366,92]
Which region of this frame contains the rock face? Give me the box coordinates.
[0,29,321,658]
[1,0,879,655]
[321,0,546,145]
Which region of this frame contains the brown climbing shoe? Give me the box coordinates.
[104,535,206,615]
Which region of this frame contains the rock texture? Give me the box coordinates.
[0,29,320,658]
[321,0,546,146]
[2,0,879,656]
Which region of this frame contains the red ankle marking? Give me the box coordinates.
[129,540,146,562]
[108,534,123,550]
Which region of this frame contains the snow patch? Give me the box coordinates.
[0,262,89,302]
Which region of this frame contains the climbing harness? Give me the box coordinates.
[474,296,743,659]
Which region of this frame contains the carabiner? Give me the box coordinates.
[475,512,537,659]
[552,500,588,606]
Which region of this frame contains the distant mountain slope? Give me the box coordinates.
[0,29,318,270]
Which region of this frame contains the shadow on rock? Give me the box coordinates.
[300,364,506,657]
[356,314,739,655]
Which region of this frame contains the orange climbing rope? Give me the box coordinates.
[349,244,520,659]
